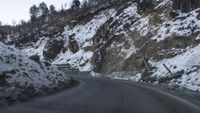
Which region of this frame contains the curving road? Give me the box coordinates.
[1,76,200,113]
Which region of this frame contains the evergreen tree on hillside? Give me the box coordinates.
[50,5,56,14]
[87,0,99,6]
[137,0,154,13]
[81,0,89,8]
[71,0,81,10]
[39,2,49,16]
[30,5,39,22]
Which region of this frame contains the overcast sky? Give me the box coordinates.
[0,0,75,25]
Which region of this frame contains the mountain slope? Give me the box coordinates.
[1,0,200,92]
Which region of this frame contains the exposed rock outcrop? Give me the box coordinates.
[43,36,65,61]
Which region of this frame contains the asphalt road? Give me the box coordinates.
[1,76,200,113]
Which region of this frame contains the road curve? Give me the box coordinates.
[1,76,200,113]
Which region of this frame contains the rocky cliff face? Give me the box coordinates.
[1,0,200,91]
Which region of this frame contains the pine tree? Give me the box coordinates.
[50,5,56,14]
[81,0,88,8]
[71,0,81,10]
[137,0,154,13]
[29,5,39,22]
[39,2,49,16]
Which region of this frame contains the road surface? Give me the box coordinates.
[1,76,200,113]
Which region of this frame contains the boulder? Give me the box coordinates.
[43,36,65,61]
[68,34,79,53]
[29,55,40,63]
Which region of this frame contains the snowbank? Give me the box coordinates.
[53,50,93,71]
[0,42,71,105]
[150,44,200,91]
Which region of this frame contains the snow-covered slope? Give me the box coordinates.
[2,0,200,92]
[150,44,200,91]
[22,37,48,59]
[0,42,71,105]
[88,0,200,92]
[53,8,116,71]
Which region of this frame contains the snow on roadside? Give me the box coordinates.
[0,42,71,105]
[90,71,142,82]
[112,73,142,82]
[53,50,93,71]
[150,44,200,91]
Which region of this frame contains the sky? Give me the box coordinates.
[0,0,74,25]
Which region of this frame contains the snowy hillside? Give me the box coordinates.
[0,42,71,105]
[22,8,116,71]
[1,0,200,92]
[150,44,200,91]
[53,8,116,71]
[87,0,200,92]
